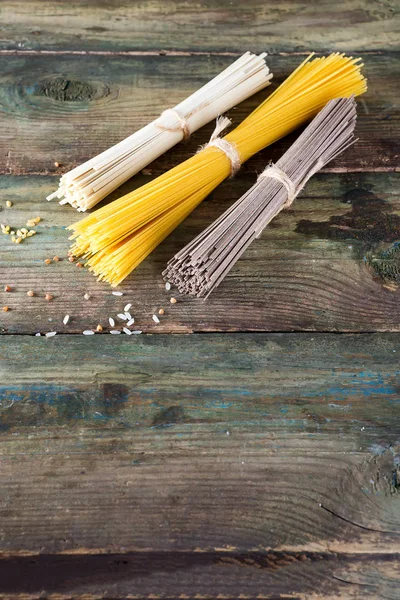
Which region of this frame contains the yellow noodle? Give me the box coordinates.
[69,53,367,286]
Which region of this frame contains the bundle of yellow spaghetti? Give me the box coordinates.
[69,53,367,286]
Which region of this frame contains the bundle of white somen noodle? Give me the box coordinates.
[163,96,357,298]
[47,52,272,211]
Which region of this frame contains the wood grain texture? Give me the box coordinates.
[1,0,399,53]
[1,553,399,599]
[0,333,399,597]
[0,53,398,176]
[1,173,399,334]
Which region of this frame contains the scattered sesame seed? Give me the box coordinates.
[152,314,160,323]
[82,330,95,335]
[108,317,115,327]
[158,308,164,315]
[117,313,128,320]
[35,333,41,336]
[45,331,57,337]
[45,293,53,301]
[63,315,70,325]
[124,303,132,312]
[132,330,142,334]
[68,256,75,263]
[53,256,60,262]
[170,297,177,304]
[6,201,12,208]
[4,285,11,292]
[96,324,103,332]
[110,330,121,334]
[112,291,123,296]
[76,262,83,268]
[2,306,9,312]
[126,318,135,326]
[44,258,52,265]
[83,293,90,300]
[165,282,171,291]
[123,327,132,335]
[27,290,35,297]
[54,162,61,167]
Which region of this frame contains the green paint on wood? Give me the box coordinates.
[365,242,400,287]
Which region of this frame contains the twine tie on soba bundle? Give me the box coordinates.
[259,164,297,207]
[156,109,191,140]
[259,158,325,208]
[199,116,242,177]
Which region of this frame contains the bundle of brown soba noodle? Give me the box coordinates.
[163,96,357,298]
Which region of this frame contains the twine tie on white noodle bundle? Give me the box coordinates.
[199,116,242,177]
[155,109,191,140]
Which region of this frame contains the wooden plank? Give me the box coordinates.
[0,53,398,176]
[1,0,399,53]
[0,333,399,597]
[0,173,399,334]
[1,553,399,599]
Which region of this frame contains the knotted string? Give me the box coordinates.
[255,159,325,238]
[198,116,241,177]
[259,158,325,208]
[156,109,191,140]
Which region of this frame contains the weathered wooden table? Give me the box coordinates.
[0,2,399,598]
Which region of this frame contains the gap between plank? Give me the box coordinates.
[0,330,396,337]
[0,49,389,57]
